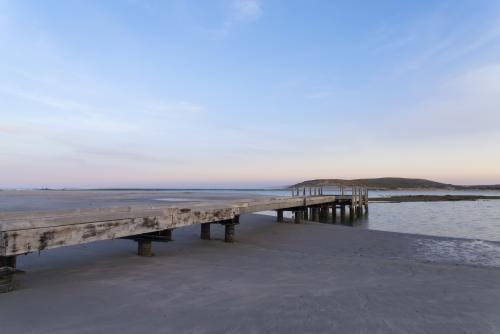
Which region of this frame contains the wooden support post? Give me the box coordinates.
[303,207,309,220]
[312,207,320,222]
[349,205,355,220]
[201,223,211,240]
[0,266,15,293]
[276,209,284,223]
[340,205,346,221]
[224,216,239,243]
[225,224,235,243]
[364,188,369,214]
[294,210,303,224]
[320,205,329,220]
[158,229,172,241]
[0,256,17,269]
[332,204,337,223]
[137,239,153,257]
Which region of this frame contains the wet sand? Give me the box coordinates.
[1,214,500,333]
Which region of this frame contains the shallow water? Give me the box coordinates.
[362,200,500,242]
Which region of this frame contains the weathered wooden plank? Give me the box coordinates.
[0,207,239,256]
[0,215,175,256]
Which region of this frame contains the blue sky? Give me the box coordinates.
[1,0,500,188]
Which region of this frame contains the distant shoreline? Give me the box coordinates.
[291,177,500,191]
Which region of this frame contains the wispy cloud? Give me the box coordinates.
[209,0,263,38]
[0,86,95,113]
[71,144,179,163]
[232,0,262,22]
[370,4,500,75]
[388,63,500,139]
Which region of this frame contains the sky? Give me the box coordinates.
[1,0,500,188]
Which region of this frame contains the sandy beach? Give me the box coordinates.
[1,213,499,333]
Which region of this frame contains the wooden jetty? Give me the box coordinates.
[0,186,368,292]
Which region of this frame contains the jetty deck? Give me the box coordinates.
[0,186,368,292]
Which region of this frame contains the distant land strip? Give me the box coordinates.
[291,177,500,191]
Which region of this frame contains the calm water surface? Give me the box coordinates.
[361,200,500,242]
[252,189,500,242]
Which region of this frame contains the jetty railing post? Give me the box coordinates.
[201,223,211,240]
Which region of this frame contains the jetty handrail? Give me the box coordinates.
[290,185,369,199]
[291,187,324,197]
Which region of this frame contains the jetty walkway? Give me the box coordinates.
[0,186,368,292]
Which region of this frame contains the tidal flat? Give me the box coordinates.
[1,190,500,333]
